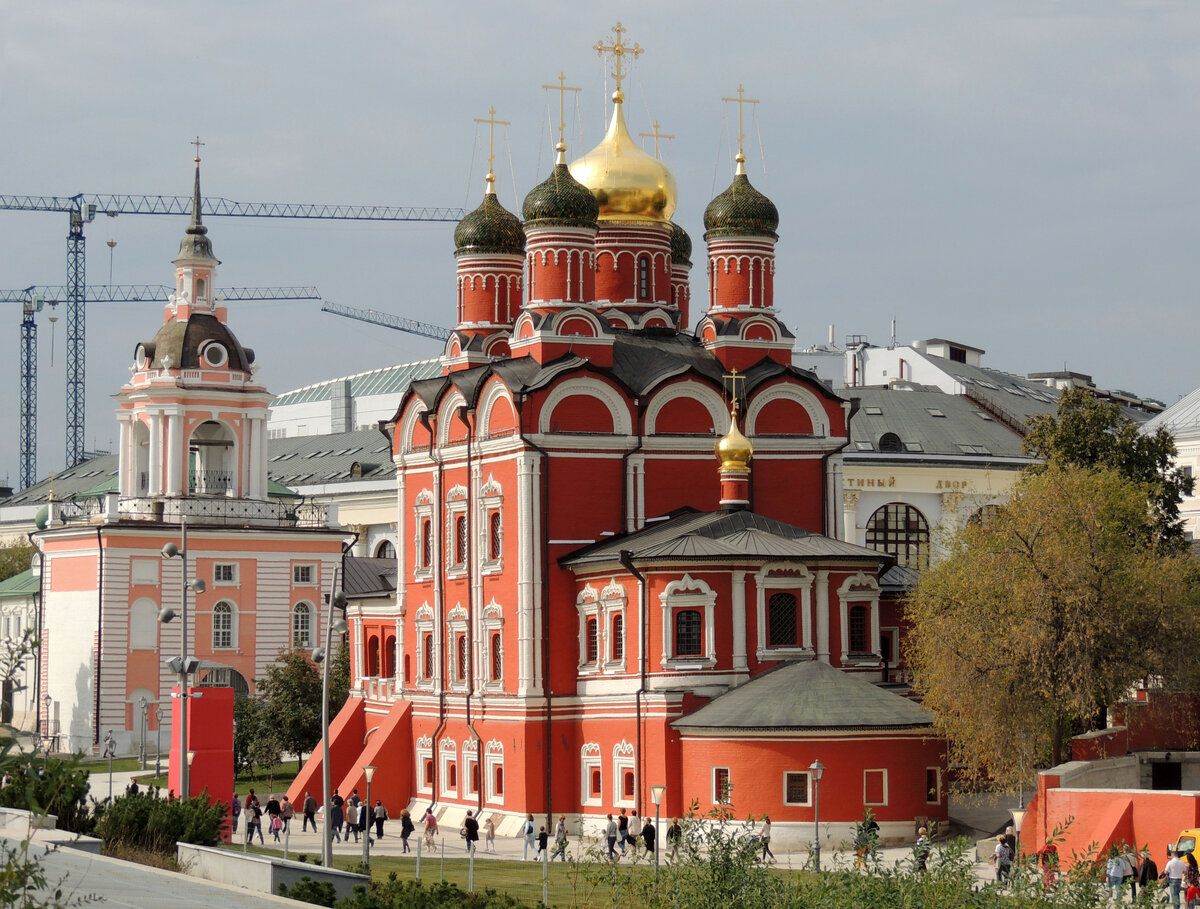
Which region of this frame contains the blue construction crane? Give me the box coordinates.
[2,284,322,491]
[0,192,466,471]
[320,299,452,342]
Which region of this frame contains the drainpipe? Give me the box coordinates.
[516,392,554,831]
[456,405,484,813]
[420,409,447,805]
[620,398,646,533]
[619,550,647,813]
[94,526,104,747]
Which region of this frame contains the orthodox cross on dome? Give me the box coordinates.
[473,107,510,192]
[638,121,674,160]
[542,72,581,152]
[595,22,643,96]
[722,367,747,417]
[191,135,205,163]
[721,84,759,169]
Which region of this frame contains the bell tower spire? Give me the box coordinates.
[171,139,221,321]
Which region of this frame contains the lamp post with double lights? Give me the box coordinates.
[650,785,666,874]
[42,694,51,749]
[159,514,205,801]
[313,582,348,868]
[362,765,377,868]
[138,696,148,769]
[809,759,825,871]
[154,706,163,777]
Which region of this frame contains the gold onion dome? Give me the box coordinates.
[454,178,526,257]
[703,156,779,240]
[715,416,753,469]
[522,144,600,229]
[569,91,677,223]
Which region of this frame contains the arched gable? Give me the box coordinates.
[746,384,826,437]
[437,391,469,447]
[646,383,728,435]
[538,378,631,435]
[479,381,517,437]
[400,401,432,453]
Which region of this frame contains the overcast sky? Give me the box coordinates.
[2,1,1198,486]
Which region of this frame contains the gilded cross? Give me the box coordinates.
[723,368,746,415]
[638,121,674,160]
[594,22,643,94]
[542,72,580,150]
[191,135,205,163]
[720,84,759,161]
[473,107,510,184]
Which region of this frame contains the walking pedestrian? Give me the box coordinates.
[400,809,414,853]
[628,812,642,852]
[760,815,775,863]
[1166,848,1186,909]
[552,815,569,861]
[485,817,496,853]
[915,825,930,872]
[991,835,1013,883]
[302,791,317,832]
[666,818,682,863]
[605,814,618,859]
[247,802,264,844]
[423,807,438,849]
[231,793,241,834]
[617,809,629,855]
[642,816,656,857]
[330,789,344,843]
[536,826,548,860]
[344,800,359,843]
[522,813,536,860]
[373,800,387,838]
[463,810,479,855]
[280,795,294,833]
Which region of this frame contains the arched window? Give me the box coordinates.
[453,515,468,567]
[422,632,434,679]
[849,604,868,653]
[375,540,396,560]
[490,632,502,681]
[488,511,502,561]
[292,603,312,648]
[637,255,651,301]
[456,634,468,681]
[865,503,930,569]
[384,634,397,677]
[212,601,234,649]
[367,634,380,676]
[611,614,624,661]
[878,432,902,453]
[585,617,599,664]
[767,592,797,647]
[420,519,433,568]
[675,610,702,657]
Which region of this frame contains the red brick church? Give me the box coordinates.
[294,25,946,845]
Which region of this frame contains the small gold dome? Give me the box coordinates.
[569,91,677,223]
[715,418,753,469]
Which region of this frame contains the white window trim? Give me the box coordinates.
[783,770,811,806]
[439,739,458,799]
[863,768,889,806]
[463,738,479,797]
[581,743,602,807]
[613,741,636,808]
[445,486,469,579]
[712,766,732,806]
[838,571,882,664]
[211,600,237,651]
[754,563,815,661]
[480,475,504,574]
[447,604,469,692]
[292,563,317,587]
[602,580,627,671]
[291,601,315,648]
[414,604,436,691]
[481,601,504,692]
[213,562,238,586]
[130,557,159,587]
[484,740,505,805]
[660,575,717,670]
[413,489,435,581]
[576,588,602,674]
[416,735,433,795]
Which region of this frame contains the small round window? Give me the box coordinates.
[134,344,149,370]
[201,342,228,368]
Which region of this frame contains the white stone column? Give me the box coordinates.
[248,415,264,499]
[731,570,748,677]
[871,598,881,659]
[828,455,845,540]
[815,570,830,664]
[117,417,132,497]
[165,411,182,495]
[842,490,859,546]
[516,451,537,695]
[148,411,164,496]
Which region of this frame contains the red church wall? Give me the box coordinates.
[543,395,615,433]
[654,397,718,434]
[753,398,814,435]
[748,458,825,528]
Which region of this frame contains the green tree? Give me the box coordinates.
[1023,387,1194,545]
[257,649,323,768]
[0,539,34,583]
[329,640,350,714]
[906,464,1200,784]
[233,694,281,779]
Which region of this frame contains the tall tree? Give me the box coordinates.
[1023,387,1194,545]
[906,464,1200,785]
[0,539,34,583]
[256,650,322,769]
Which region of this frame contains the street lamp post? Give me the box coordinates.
[314,582,348,868]
[1010,806,1028,861]
[42,694,51,748]
[650,785,666,874]
[138,697,148,769]
[809,759,825,872]
[154,706,163,778]
[104,731,115,801]
[160,514,204,801]
[362,765,377,869]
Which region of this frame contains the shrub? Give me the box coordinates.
[0,752,92,834]
[278,876,337,906]
[93,788,225,857]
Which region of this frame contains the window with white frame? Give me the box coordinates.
[480,475,504,572]
[213,563,237,585]
[713,767,732,805]
[863,768,888,806]
[613,741,636,808]
[447,605,468,690]
[784,771,811,805]
[659,575,717,669]
[416,736,433,794]
[576,587,602,672]
[292,564,316,586]
[292,602,313,648]
[485,740,505,804]
[129,598,158,651]
[445,486,468,576]
[602,579,627,669]
[439,740,458,798]
[482,602,504,690]
[414,605,435,688]
[754,563,815,660]
[413,490,435,579]
[463,739,479,797]
[212,601,235,649]
[581,744,602,807]
[838,572,882,663]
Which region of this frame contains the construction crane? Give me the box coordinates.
[320,300,452,342]
[3,284,321,491]
[0,192,465,470]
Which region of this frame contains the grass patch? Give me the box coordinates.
[134,760,300,796]
[81,757,146,773]
[102,841,185,872]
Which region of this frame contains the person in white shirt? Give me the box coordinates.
[1166,849,1187,909]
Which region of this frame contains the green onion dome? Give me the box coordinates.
[454,180,525,257]
[523,146,600,229]
[670,221,692,265]
[703,160,779,241]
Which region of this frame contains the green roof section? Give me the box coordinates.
[271,359,443,408]
[268,478,300,499]
[0,569,38,600]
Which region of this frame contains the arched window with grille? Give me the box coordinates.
[674,610,702,657]
[849,604,868,653]
[212,601,234,649]
[420,518,433,568]
[585,617,599,664]
[292,602,312,648]
[375,539,396,560]
[637,255,651,301]
[453,515,468,567]
[865,503,930,569]
[489,632,502,681]
[767,592,797,647]
[611,614,624,661]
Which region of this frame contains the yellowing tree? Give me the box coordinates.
[906,464,1200,786]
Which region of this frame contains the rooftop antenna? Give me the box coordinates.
[890,318,896,349]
